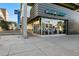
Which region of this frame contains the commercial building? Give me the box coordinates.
[0,8,9,21]
[21,3,79,36]
[0,8,9,32]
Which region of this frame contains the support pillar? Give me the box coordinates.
[23,3,27,39]
[41,18,42,35]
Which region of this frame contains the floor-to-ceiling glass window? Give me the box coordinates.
[41,18,49,35]
[41,18,65,35]
[33,19,41,34]
[27,19,41,35]
[28,17,66,35]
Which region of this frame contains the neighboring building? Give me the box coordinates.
[0,8,9,21]
[0,8,9,32]
[8,21,17,31]
[21,3,79,36]
[20,3,23,32]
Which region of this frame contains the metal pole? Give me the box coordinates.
[18,12,20,30]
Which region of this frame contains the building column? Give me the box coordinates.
[40,18,42,35]
[23,3,27,39]
[32,23,34,34]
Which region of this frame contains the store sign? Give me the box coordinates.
[45,9,66,17]
[45,10,55,15]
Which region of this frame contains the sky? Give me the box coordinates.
[0,3,20,22]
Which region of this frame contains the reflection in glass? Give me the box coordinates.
[41,18,65,35]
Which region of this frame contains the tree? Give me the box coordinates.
[0,20,9,30]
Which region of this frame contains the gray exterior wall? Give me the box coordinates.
[30,3,66,20]
[30,3,79,34]
[30,4,38,20]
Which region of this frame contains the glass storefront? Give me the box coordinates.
[27,19,41,34]
[27,17,67,35]
[41,18,65,35]
[33,20,40,34]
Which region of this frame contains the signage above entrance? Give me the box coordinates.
[45,9,66,17]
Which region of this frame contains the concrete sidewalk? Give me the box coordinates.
[0,35,79,56]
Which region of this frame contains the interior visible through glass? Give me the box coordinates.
[41,18,65,35]
[27,17,66,35]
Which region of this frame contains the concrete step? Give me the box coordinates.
[0,31,22,35]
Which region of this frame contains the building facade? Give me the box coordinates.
[27,3,68,35]
[0,8,9,21]
[21,3,79,36]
